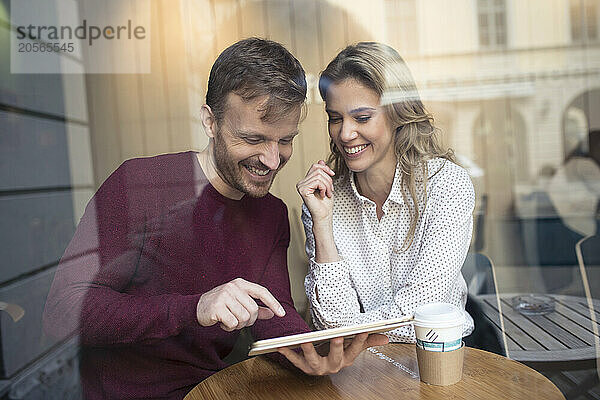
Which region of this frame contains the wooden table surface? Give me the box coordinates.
[476,294,600,364]
[185,343,565,400]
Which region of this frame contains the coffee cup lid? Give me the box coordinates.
[413,303,465,329]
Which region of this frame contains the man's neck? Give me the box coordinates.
[197,144,245,200]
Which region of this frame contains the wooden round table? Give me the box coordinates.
[185,344,565,399]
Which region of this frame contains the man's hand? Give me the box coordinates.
[277,333,389,375]
[196,278,286,332]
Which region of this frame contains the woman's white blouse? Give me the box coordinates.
[303,158,475,342]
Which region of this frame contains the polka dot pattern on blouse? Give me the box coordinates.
[303,158,475,343]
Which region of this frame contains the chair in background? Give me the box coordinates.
[461,252,506,356]
[576,235,600,297]
[461,252,495,296]
[558,235,600,399]
[575,235,600,368]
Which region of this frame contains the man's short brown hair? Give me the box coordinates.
[206,37,307,123]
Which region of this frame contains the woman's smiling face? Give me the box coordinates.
[325,78,397,175]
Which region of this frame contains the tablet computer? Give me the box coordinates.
[248,315,413,356]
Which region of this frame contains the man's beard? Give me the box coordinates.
[212,133,279,198]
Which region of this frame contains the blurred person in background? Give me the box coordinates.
[547,129,600,237]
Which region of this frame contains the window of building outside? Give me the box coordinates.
[384,0,418,56]
[571,0,599,42]
[477,0,507,48]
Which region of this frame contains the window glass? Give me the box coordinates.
[1,0,598,398]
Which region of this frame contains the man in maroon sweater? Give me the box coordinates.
[43,38,387,399]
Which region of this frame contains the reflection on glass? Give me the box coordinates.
[1,0,599,398]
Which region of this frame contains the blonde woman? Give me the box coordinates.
[297,42,474,342]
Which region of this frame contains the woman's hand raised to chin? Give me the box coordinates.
[297,160,341,264]
[296,160,335,226]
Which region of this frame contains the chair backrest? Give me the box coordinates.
[575,234,600,305]
[462,252,494,296]
[462,253,507,356]
[576,235,600,267]
[575,235,600,377]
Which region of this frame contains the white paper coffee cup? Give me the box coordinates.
[413,303,465,352]
[414,303,466,386]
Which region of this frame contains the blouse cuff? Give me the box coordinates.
[308,256,349,275]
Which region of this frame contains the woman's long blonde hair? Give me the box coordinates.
[319,42,455,250]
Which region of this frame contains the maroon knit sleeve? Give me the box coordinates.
[247,200,310,370]
[251,201,310,340]
[43,159,201,346]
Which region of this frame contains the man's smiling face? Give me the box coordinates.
[212,93,301,198]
